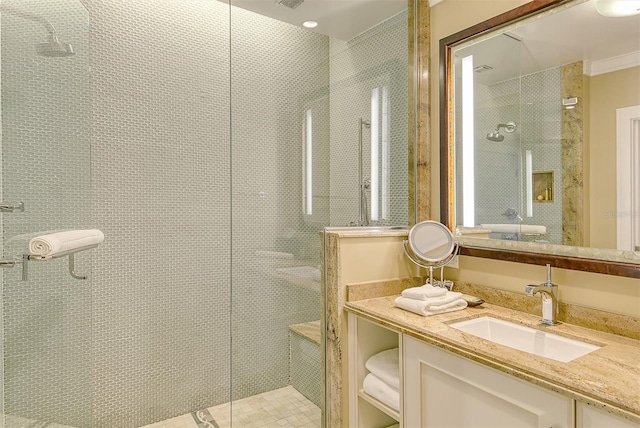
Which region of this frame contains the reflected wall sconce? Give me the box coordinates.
[562,97,578,110]
[595,0,640,17]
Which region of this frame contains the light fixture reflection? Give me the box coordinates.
[526,150,533,218]
[461,55,475,227]
[303,21,318,28]
[595,0,640,17]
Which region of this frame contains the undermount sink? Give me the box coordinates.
[449,316,601,363]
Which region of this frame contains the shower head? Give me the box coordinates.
[486,121,517,142]
[36,33,75,57]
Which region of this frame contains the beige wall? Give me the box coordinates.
[339,237,420,284]
[588,66,640,249]
[427,0,640,317]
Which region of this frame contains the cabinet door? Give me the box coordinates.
[576,402,639,428]
[404,336,574,428]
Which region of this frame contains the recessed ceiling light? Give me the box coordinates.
[595,0,640,17]
[303,21,318,28]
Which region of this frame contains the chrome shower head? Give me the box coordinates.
[486,121,516,142]
[36,34,75,57]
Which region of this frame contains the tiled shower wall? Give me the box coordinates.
[1,0,92,425]
[2,0,407,427]
[2,1,408,427]
[88,1,233,426]
[329,12,408,228]
[89,0,328,426]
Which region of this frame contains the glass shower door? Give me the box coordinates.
[1,1,92,426]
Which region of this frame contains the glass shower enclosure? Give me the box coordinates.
[0,0,410,426]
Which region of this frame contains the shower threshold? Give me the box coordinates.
[142,385,320,428]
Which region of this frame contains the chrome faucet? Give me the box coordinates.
[525,264,559,325]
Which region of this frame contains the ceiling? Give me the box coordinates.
[455,0,640,85]
[225,0,408,40]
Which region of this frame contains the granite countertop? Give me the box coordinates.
[345,296,640,422]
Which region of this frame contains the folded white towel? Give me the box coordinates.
[401,284,447,300]
[29,229,104,256]
[362,373,400,411]
[365,348,399,390]
[422,291,463,306]
[394,295,468,316]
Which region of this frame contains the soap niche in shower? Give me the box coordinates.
[533,171,554,202]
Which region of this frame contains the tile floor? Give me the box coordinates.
[3,386,320,428]
[142,386,320,428]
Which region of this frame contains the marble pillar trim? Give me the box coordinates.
[561,61,584,246]
[455,282,640,340]
[415,0,432,222]
[322,231,343,428]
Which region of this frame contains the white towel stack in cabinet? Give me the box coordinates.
[362,348,400,411]
[348,313,402,427]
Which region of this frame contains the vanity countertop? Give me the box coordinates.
[345,296,640,422]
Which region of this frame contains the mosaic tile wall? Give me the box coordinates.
[289,331,321,407]
[520,67,562,244]
[1,0,93,425]
[455,66,562,244]
[2,1,407,426]
[329,12,409,228]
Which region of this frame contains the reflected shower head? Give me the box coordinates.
[36,34,75,57]
[0,5,75,58]
[486,121,516,142]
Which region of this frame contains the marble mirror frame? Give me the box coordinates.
[438,0,640,279]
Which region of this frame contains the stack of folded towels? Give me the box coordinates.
[362,348,400,411]
[394,283,467,316]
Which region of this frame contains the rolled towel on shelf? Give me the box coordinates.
[29,229,104,257]
[365,348,399,390]
[362,373,400,411]
[394,293,468,316]
[401,283,447,300]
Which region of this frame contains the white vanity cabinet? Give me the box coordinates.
[348,312,402,428]
[576,402,639,428]
[347,312,638,428]
[403,335,574,427]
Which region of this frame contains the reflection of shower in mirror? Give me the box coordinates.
[0,4,75,57]
[486,121,517,142]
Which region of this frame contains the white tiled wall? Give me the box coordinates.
[1,1,408,426]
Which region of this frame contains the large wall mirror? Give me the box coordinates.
[440,0,640,278]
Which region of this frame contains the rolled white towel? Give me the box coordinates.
[480,224,546,235]
[365,348,399,390]
[394,295,468,316]
[29,229,104,256]
[401,284,447,300]
[362,373,400,411]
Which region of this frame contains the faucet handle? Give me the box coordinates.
[544,263,554,286]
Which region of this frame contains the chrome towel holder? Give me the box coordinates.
[0,244,98,281]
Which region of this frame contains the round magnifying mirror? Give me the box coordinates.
[408,220,455,263]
